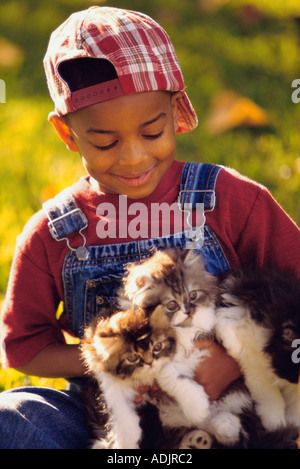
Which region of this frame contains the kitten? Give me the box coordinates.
[215,267,300,433]
[81,302,217,449]
[118,248,217,331]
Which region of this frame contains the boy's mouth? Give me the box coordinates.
[114,167,156,187]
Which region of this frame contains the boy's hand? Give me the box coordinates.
[193,339,242,401]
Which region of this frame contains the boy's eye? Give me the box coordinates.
[126,353,141,364]
[94,140,118,151]
[142,130,164,140]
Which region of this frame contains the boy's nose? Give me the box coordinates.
[119,139,147,167]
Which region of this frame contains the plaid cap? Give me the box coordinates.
[43,6,198,133]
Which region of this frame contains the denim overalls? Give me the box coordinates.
[43,162,231,339]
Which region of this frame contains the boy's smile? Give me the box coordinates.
[50,91,180,199]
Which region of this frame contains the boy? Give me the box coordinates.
[0,6,299,449]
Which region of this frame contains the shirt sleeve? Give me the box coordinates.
[211,167,300,278]
[1,229,66,369]
[236,183,300,277]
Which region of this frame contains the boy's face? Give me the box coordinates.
[54,91,180,199]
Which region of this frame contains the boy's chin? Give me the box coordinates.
[96,181,159,199]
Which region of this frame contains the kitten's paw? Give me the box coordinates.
[256,403,286,431]
[116,426,141,449]
[115,435,140,449]
[181,398,210,425]
[178,429,212,449]
[210,412,241,446]
[91,436,139,450]
[215,323,242,357]
[91,439,109,449]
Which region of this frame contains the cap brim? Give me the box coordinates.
[176,91,198,134]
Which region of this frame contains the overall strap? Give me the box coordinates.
[42,188,89,261]
[178,162,223,211]
[43,188,87,240]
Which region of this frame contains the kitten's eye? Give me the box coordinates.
[166,300,179,311]
[189,290,198,301]
[153,342,163,354]
[189,290,207,302]
[282,326,296,343]
[126,353,141,364]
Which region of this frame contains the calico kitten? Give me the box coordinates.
[118,248,217,332]
[81,306,172,448]
[215,267,300,433]
[81,302,217,449]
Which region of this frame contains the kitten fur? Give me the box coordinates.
[118,248,217,332]
[215,267,300,433]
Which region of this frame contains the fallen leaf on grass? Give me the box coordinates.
[0,36,23,70]
[205,90,269,134]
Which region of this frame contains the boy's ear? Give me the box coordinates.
[48,112,78,152]
[171,91,181,133]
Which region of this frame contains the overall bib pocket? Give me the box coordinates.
[84,272,124,325]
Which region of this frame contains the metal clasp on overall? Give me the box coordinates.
[48,208,90,261]
[177,189,216,246]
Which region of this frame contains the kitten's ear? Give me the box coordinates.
[182,249,203,268]
[282,325,298,344]
[124,270,154,300]
[183,250,213,278]
[150,305,171,329]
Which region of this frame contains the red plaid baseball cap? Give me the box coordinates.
[43,6,198,133]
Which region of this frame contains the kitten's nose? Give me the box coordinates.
[144,359,153,367]
[184,301,193,316]
[144,352,153,367]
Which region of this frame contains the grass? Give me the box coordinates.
[1,0,300,391]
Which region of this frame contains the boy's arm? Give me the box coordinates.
[16,343,86,378]
[1,217,75,373]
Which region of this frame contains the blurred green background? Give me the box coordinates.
[1,0,300,389]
